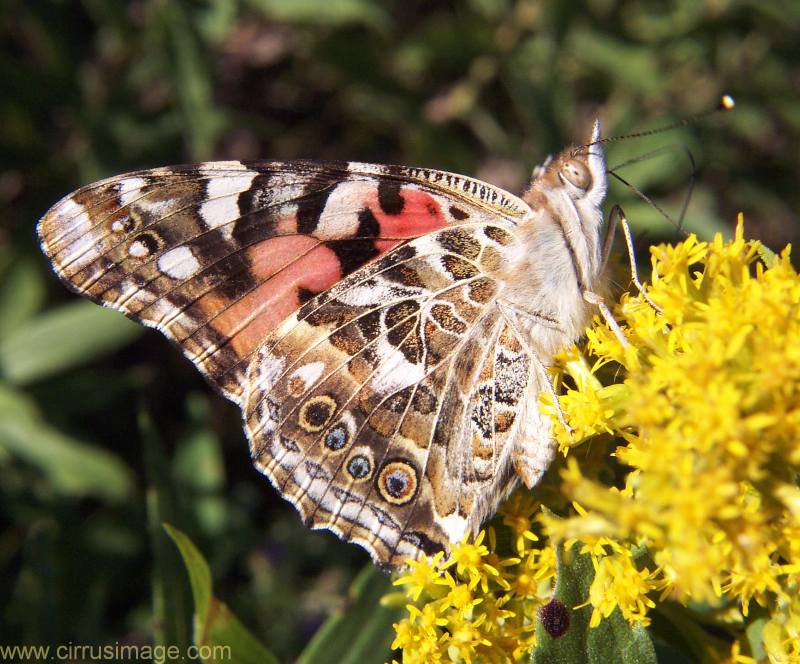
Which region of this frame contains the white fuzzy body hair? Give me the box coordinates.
[499,120,608,356]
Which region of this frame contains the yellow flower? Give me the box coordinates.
[579,545,659,627]
[499,492,541,556]
[541,215,800,657]
[441,530,500,592]
[440,580,482,615]
[391,217,800,662]
[393,551,447,601]
[391,494,556,662]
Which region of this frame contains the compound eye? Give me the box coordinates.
[561,160,591,190]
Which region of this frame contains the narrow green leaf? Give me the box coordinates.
[298,565,402,664]
[165,524,279,664]
[0,300,141,385]
[165,4,224,161]
[0,384,133,502]
[142,409,194,654]
[163,524,213,627]
[745,616,768,661]
[532,542,657,664]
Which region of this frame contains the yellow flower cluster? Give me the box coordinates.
[390,218,798,661]
[389,492,555,663]
[391,217,799,662]
[541,216,800,660]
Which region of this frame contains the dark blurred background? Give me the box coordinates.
[1,0,798,661]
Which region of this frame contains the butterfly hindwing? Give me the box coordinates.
[244,224,535,565]
[38,160,531,404]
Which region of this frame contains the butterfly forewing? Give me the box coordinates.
[38,160,529,404]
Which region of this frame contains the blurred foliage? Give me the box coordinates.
[0,0,797,661]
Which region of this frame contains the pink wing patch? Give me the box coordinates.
[368,186,448,237]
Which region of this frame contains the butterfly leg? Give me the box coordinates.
[606,204,663,313]
[581,290,628,348]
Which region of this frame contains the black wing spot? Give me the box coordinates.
[357,207,381,237]
[326,239,380,276]
[130,232,161,256]
[449,205,469,220]
[297,286,317,304]
[297,183,334,234]
[378,179,405,215]
[401,530,445,556]
[234,174,276,245]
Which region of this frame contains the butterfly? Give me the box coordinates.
[38,121,608,568]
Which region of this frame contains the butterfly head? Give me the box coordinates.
[524,119,607,210]
[520,120,608,289]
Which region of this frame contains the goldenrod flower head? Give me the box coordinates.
[542,216,800,659]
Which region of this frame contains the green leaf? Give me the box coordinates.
[0,384,134,502]
[298,564,402,664]
[165,4,225,160]
[569,29,663,95]
[0,300,141,385]
[174,394,228,536]
[142,409,194,653]
[163,524,213,628]
[613,189,730,242]
[745,616,768,661]
[244,0,387,29]
[650,602,740,664]
[165,524,280,664]
[532,542,657,664]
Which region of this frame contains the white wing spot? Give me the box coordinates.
[438,513,469,544]
[199,173,256,240]
[117,178,148,207]
[370,339,425,394]
[315,180,374,238]
[110,217,129,233]
[58,198,91,230]
[288,361,326,393]
[157,246,200,280]
[128,240,150,258]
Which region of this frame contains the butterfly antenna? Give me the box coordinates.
[585,94,735,148]
[608,170,687,236]
[608,143,698,235]
[608,143,691,172]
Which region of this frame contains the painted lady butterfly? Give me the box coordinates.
[38,121,608,568]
